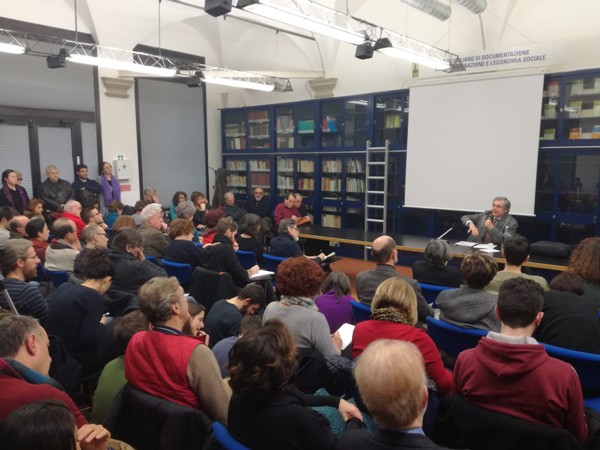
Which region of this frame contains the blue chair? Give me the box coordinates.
[262,253,287,274]
[236,250,258,269]
[196,242,204,248]
[350,300,371,324]
[211,422,250,450]
[46,270,69,288]
[543,343,600,410]
[426,316,488,358]
[144,255,160,265]
[161,260,193,288]
[33,263,48,283]
[419,283,454,306]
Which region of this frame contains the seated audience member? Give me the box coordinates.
[73,224,109,280]
[200,218,259,287]
[24,198,45,221]
[352,277,452,398]
[0,240,46,321]
[131,200,148,227]
[26,218,50,263]
[62,200,86,238]
[337,340,447,450]
[0,400,113,450]
[294,193,310,218]
[269,218,326,261]
[183,302,208,341]
[263,257,351,372]
[315,271,354,334]
[436,252,501,332]
[222,191,247,224]
[163,218,204,268]
[104,200,124,229]
[534,272,600,354]
[485,235,549,294]
[138,203,169,258]
[0,169,30,214]
[191,191,210,230]
[201,208,226,244]
[81,206,108,231]
[246,188,273,240]
[175,200,200,242]
[568,237,600,309]
[0,206,16,250]
[91,310,149,424]
[142,186,161,205]
[212,315,262,378]
[108,215,137,247]
[125,277,230,423]
[170,191,187,221]
[108,228,166,295]
[454,277,588,444]
[237,213,266,267]
[273,193,299,228]
[44,218,81,273]
[204,283,265,348]
[44,251,113,376]
[356,235,433,324]
[227,319,362,449]
[0,315,86,427]
[8,215,29,239]
[412,239,462,288]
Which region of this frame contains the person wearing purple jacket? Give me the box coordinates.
[315,271,355,333]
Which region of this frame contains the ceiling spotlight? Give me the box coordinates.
[204,0,233,17]
[46,49,68,69]
[355,41,374,60]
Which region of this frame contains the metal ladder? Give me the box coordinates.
[363,140,389,259]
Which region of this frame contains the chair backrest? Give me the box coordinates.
[33,263,48,283]
[236,250,258,270]
[543,343,600,397]
[350,300,371,324]
[46,270,69,288]
[145,255,160,265]
[434,395,581,450]
[188,266,238,313]
[262,253,287,273]
[211,422,250,450]
[161,260,193,286]
[419,282,454,305]
[426,316,488,358]
[106,384,211,450]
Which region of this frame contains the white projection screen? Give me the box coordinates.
[404,74,544,216]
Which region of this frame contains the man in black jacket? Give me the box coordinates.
[36,165,74,220]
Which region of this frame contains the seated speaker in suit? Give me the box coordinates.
[337,339,448,450]
[461,196,518,246]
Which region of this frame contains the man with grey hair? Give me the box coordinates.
[0,240,47,321]
[222,191,247,224]
[36,165,74,219]
[8,215,29,240]
[62,199,86,238]
[45,218,81,272]
[269,218,326,261]
[0,315,87,427]
[124,276,230,424]
[73,223,109,280]
[412,239,462,287]
[138,203,170,258]
[461,196,518,246]
[142,186,161,204]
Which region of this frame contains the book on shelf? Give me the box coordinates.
[346,159,364,173]
[249,160,270,171]
[543,104,556,120]
[593,100,600,117]
[569,127,581,140]
[322,159,342,172]
[297,119,315,133]
[569,80,584,96]
[568,100,582,118]
[542,128,556,140]
[592,125,600,139]
[546,81,559,97]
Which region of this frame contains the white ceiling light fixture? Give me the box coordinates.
[198,67,294,92]
[236,0,368,45]
[0,30,26,54]
[373,32,451,71]
[400,0,451,21]
[455,0,487,14]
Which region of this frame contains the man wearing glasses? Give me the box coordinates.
[269,219,326,262]
[0,240,47,321]
[44,218,81,273]
[72,224,109,281]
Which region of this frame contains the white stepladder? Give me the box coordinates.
[363,140,389,260]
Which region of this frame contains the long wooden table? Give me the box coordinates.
[298,225,568,272]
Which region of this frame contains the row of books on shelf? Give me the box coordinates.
[227,137,246,150]
[321,178,342,191]
[250,172,270,186]
[383,113,402,129]
[277,175,294,188]
[277,159,295,171]
[322,160,342,172]
[321,116,338,132]
[298,119,315,133]
[567,78,600,96]
[322,214,342,228]
[565,100,600,118]
[276,115,294,133]
[248,123,270,137]
[249,160,270,171]
[226,160,246,171]
[225,123,245,136]
[542,127,600,140]
[346,159,364,173]
[277,137,295,148]
[298,178,314,190]
[226,175,246,186]
[298,160,315,172]
[248,110,269,121]
[347,179,365,192]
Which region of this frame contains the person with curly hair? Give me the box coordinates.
[227,319,362,449]
[263,257,351,373]
[24,198,45,221]
[568,237,600,309]
[352,277,453,398]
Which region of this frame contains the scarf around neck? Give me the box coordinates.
[280,295,318,310]
[371,307,412,325]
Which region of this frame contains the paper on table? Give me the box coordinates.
[455,241,477,247]
[336,323,355,350]
[474,244,497,249]
[250,269,275,281]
